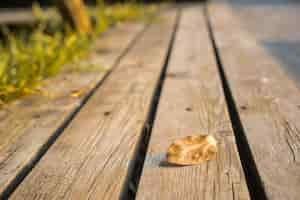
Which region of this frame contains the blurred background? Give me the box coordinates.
[0,1,97,8]
[0,0,161,8]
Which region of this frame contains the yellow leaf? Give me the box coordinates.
[70,89,86,98]
[167,135,217,166]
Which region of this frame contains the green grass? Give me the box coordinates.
[0,3,158,103]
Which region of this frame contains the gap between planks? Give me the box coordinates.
[9,9,178,200]
[120,8,181,200]
[0,22,146,199]
[136,4,250,200]
[208,1,300,199]
[204,2,267,200]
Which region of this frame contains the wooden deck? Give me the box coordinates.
[1,0,300,199]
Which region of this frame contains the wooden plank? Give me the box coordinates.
[0,9,36,25]
[10,10,177,199]
[208,2,300,199]
[0,22,145,198]
[218,0,300,84]
[136,5,250,200]
[0,9,57,25]
[223,0,300,41]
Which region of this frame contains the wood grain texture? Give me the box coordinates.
[10,10,177,200]
[208,2,300,199]
[0,22,144,197]
[136,5,250,200]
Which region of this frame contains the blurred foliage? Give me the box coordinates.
[0,2,158,103]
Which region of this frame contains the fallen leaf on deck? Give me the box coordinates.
[70,89,86,98]
[166,135,217,166]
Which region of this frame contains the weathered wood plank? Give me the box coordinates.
[0,9,36,25]
[136,5,250,200]
[220,0,300,84]
[10,10,177,199]
[0,9,57,25]
[208,2,300,199]
[0,22,145,198]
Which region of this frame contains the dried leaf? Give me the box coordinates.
[167,135,217,166]
[70,89,86,98]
